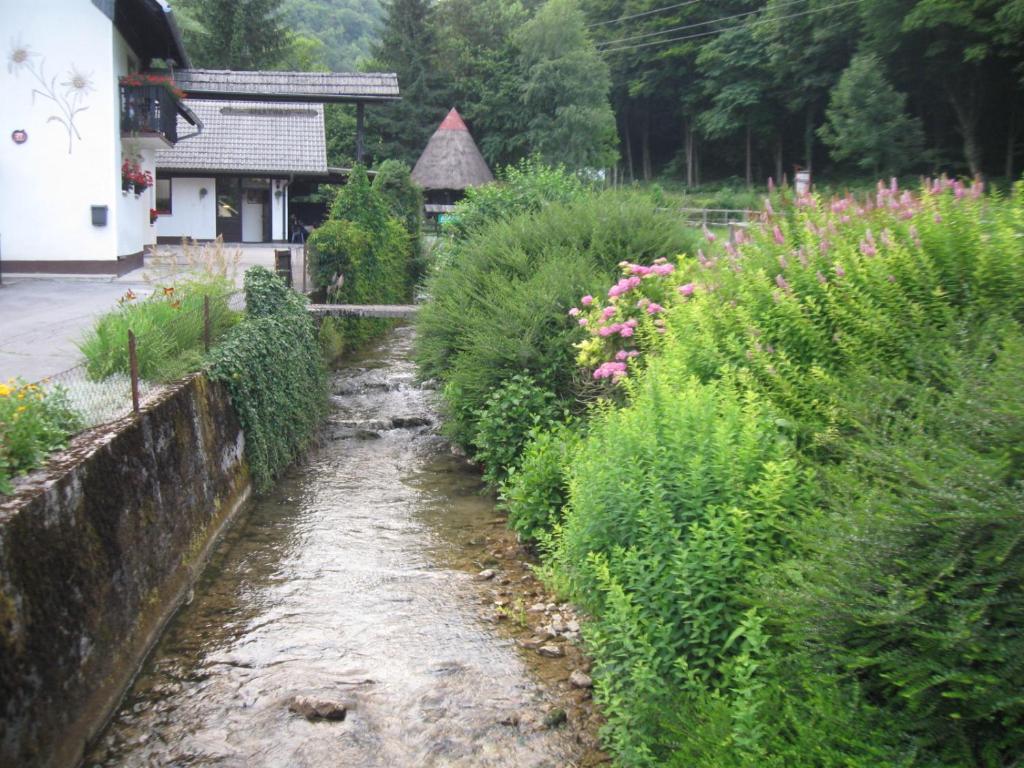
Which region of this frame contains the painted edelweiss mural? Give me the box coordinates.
[8,37,93,154]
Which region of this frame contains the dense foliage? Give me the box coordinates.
[358,0,1024,183]
[79,278,238,383]
[307,166,415,349]
[279,0,382,71]
[0,380,81,495]
[458,177,1024,765]
[174,0,292,69]
[416,171,700,473]
[207,268,327,492]
[441,158,586,241]
[367,0,617,170]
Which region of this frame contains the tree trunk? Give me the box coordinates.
[642,110,652,182]
[1007,101,1017,181]
[774,133,783,187]
[804,103,814,175]
[695,134,701,187]
[745,124,752,187]
[684,119,694,188]
[624,108,635,183]
[946,78,982,177]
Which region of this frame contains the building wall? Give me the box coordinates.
[0,0,120,266]
[271,179,288,241]
[155,177,217,241]
[113,30,158,260]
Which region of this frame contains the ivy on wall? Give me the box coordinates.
[207,267,327,492]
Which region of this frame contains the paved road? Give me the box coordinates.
[0,278,153,382]
[0,244,309,382]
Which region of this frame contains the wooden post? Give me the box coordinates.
[203,295,211,353]
[355,102,365,165]
[128,330,140,416]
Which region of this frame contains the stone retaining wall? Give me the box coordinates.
[0,375,251,768]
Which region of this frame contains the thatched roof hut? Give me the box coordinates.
[411,109,493,206]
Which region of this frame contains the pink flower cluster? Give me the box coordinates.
[593,361,628,380]
[570,258,696,384]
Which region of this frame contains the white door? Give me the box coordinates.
[242,189,265,242]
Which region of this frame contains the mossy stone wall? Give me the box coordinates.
[0,374,251,768]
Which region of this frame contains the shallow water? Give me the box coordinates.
[87,325,579,767]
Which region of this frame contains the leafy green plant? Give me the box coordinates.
[79,277,238,383]
[500,421,580,543]
[308,165,414,351]
[0,379,82,494]
[523,179,1024,765]
[442,157,587,241]
[207,268,327,492]
[416,188,700,449]
[469,373,564,487]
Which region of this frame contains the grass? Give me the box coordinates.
[78,277,239,383]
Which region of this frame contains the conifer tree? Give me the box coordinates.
[176,0,290,70]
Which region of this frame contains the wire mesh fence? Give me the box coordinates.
[29,288,246,435]
[35,364,163,430]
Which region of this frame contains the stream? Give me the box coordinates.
[86,325,596,767]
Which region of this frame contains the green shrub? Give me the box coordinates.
[500,421,580,544]
[318,316,347,365]
[552,369,806,765]
[443,157,586,241]
[772,330,1024,765]
[0,379,82,494]
[207,268,327,492]
[79,277,238,382]
[469,373,564,487]
[537,179,1024,765]
[372,159,423,240]
[309,166,414,351]
[416,190,700,449]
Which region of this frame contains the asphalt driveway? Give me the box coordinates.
[0,277,153,382]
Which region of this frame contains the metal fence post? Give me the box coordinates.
[128,330,140,416]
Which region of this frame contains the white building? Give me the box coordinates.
[1,0,198,275]
[154,100,327,244]
[1,2,400,273]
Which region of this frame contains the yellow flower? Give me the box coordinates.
[16,405,27,413]
[0,384,10,397]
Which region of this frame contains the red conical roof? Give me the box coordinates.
[438,108,468,131]
[411,107,494,191]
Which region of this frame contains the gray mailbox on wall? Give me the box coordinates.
[91,205,108,227]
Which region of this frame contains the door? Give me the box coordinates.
[242,188,267,242]
[215,178,242,242]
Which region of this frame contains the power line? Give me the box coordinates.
[596,0,807,49]
[599,0,861,55]
[586,0,705,28]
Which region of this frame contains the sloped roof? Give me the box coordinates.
[93,0,190,68]
[173,69,400,103]
[155,100,327,175]
[411,108,494,191]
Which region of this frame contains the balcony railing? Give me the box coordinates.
[120,84,178,144]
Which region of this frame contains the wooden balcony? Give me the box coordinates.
[120,84,179,147]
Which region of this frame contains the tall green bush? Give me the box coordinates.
[504,179,1024,765]
[207,268,327,492]
[442,157,586,241]
[308,166,414,350]
[416,189,700,457]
